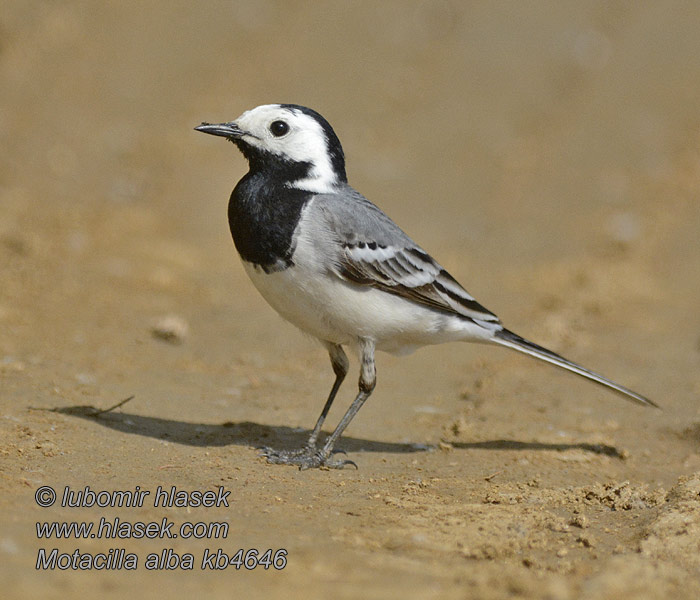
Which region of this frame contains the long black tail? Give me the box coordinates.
[493,328,658,408]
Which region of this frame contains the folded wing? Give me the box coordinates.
[313,188,500,324]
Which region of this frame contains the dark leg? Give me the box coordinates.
[294,339,376,469]
[262,339,376,470]
[313,339,376,466]
[262,343,349,465]
[306,343,349,448]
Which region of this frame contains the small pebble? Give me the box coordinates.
[569,514,589,529]
[150,315,189,344]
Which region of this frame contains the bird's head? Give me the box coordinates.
[196,104,347,194]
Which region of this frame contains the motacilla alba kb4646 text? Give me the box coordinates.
[195,104,657,470]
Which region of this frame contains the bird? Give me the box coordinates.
[194,103,657,470]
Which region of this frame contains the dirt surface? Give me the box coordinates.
[2,2,700,599]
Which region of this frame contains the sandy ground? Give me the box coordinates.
[2,2,700,599]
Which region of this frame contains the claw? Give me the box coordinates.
[257,445,359,469]
[330,448,348,456]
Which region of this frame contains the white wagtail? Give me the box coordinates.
[195,104,657,469]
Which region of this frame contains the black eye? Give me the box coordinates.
[269,120,289,137]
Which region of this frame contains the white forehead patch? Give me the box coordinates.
[234,104,339,194]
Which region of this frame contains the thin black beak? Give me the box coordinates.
[194,122,243,139]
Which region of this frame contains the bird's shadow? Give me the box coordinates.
[450,440,626,458]
[40,402,626,459]
[47,404,424,454]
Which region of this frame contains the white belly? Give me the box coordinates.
[240,212,494,355]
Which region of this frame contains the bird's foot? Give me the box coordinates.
[259,446,357,470]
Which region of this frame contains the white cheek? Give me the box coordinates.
[235,106,339,192]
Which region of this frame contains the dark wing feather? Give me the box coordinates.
[338,241,500,323]
[311,186,500,323]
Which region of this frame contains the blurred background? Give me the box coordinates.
[2,2,700,599]
[3,0,699,418]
